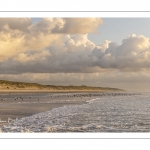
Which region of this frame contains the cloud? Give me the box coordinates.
[97,34,150,70]
[1,33,150,74]
[1,18,150,74]
[0,18,102,63]
[30,18,64,34]
[51,18,103,34]
[0,18,64,62]
[3,18,150,92]
[30,18,103,34]
[0,18,32,32]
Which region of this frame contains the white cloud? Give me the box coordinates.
[0,18,32,32]
[1,18,150,91]
[0,18,103,63]
[12,34,150,72]
[1,32,150,74]
[51,18,103,34]
[1,18,150,74]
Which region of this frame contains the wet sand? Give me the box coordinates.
[0,89,109,94]
[0,92,140,133]
[0,91,132,128]
[0,92,90,127]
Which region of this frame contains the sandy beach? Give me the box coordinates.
[0,91,132,129]
[1,92,146,133]
[0,92,93,127]
[0,89,115,93]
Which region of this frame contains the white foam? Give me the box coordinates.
[86,98,101,104]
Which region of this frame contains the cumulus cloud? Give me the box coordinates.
[30,18,103,34]
[3,18,150,92]
[0,18,102,62]
[51,18,103,34]
[29,18,103,34]
[1,32,150,74]
[89,34,150,70]
[0,18,32,32]
[1,18,150,74]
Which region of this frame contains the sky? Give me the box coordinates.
[1,18,150,92]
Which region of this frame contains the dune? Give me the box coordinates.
[0,80,124,93]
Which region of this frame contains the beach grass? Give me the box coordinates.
[0,80,123,92]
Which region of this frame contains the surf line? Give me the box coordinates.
[86,98,101,104]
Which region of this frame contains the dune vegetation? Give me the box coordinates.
[0,80,123,91]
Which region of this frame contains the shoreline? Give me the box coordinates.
[1,92,144,132]
[0,92,139,132]
[0,89,124,94]
[0,99,88,127]
[0,91,131,129]
[0,92,89,127]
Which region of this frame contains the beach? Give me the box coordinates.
[0,91,125,127]
[0,91,145,132]
[0,92,90,127]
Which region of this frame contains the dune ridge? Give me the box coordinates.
[0,80,123,92]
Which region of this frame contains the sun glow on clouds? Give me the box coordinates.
[1,18,150,91]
